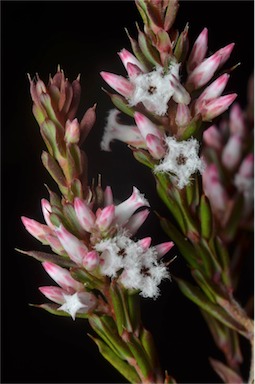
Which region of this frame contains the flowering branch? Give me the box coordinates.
[100,1,254,382]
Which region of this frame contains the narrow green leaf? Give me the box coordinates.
[125,28,152,70]
[174,23,189,63]
[137,26,161,66]
[176,278,246,333]
[30,303,89,318]
[109,281,128,335]
[132,148,155,169]
[178,116,202,141]
[199,194,213,240]
[70,267,105,291]
[41,151,68,192]
[164,0,179,31]
[127,333,154,379]
[89,335,141,383]
[140,327,159,369]
[127,292,141,333]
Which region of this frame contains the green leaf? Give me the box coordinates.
[30,303,89,318]
[109,281,130,335]
[125,28,152,71]
[132,147,155,169]
[89,335,141,383]
[137,25,161,66]
[140,327,159,369]
[178,116,202,141]
[106,91,135,117]
[127,332,154,379]
[16,249,75,268]
[199,194,213,240]
[41,151,68,195]
[175,277,247,334]
[174,23,189,63]
[127,292,141,333]
[70,267,105,291]
[89,315,133,360]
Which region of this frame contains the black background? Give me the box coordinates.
[2,1,254,383]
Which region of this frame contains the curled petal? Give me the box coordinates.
[115,187,150,226]
[124,208,150,235]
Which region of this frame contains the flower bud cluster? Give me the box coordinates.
[29,68,96,201]
[22,185,174,318]
[202,102,254,238]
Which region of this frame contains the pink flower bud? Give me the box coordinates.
[115,187,150,226]
[82,250,100,271]
[42,262,83,292]
[203,125,222,151]
[95,205,115,232]
[39,286,65,305]
[238,153,254,178]
[201,93,237,121]
[229,103,246,137]
[118,48,146,73]
[80,104,97,144]
[64,119,80,144]
[186,53,221,91]
[41,198,55,229]
[74,198,96,232]
[216,43,235,68]
[55,225,88,265]
[124,208,150,235]
[21,216,52,243]
[134,112,164,141]
[138,237,152,250]
[203,164,228,214]
[45,234,67,255]
[195,74,230,114]
[145,134,166,159]
[222,134,243,171]
[187,28,208,73]
[104,186,113,206]
[100,71,134,97]
[175,103,191,127]
[170,75,191,105]
[155,241,175,259]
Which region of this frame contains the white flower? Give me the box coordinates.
[58,292,96,320]
[128,63,190,116]
[95,231,169,299]
[154,137,205,189]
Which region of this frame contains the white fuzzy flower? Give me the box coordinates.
[95,232,169,299]
[128,63,190,116]
[58,292,96,320]
[154,137,205,189]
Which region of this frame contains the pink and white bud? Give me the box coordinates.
[155,241,175,259]
[203,164,228,214]
[100,71,134,98]
[82,250,100,271]
[229,103,247,137]
[21,216,52,243]
[41,199,55,229]
[238,153,254,178]
[222,134,243,171]
[42,262,83,292]
[134,112,164,141]
[138,237,152,250]
[118,48,146,73]
[175,103,191,127]
[74,198,96,232]
[104,186,114,206]
[186,53,221,91]
[195,74,230,114]
[203,125,223,151]
[124,208,150,235]
[115,187,150,226]
[39,286,65,305]
[101,109,146,151]
[216,43,235,68]
[170,75,191,105]
[45,234,67,256]
[145,134,166,159]
[201,93,237,121]
[55,225,88,265]
[187,28,208,73]
[95,205,115,232]
[64,119,80,144]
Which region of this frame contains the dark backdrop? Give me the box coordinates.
[2,1,254,383]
